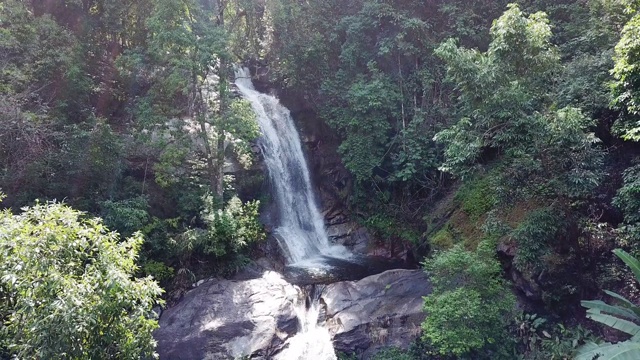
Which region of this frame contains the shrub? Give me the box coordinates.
[100,196,150,237]
[176,195,265,263]
[429,226,455,250]
[143,259,175,284]
[372,347,414,360]
[613,164,640,225]
[455,176,496,222]
[578,249,640,359]
[0,201,163,359]
[511,207,563,274]
[422,241,516,358]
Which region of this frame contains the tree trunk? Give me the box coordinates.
[193,72,218,194]
[214,0,228,203]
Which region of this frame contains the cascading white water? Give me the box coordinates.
[235,67,343,360]
[234,67,351,266]
[274,286,336,360]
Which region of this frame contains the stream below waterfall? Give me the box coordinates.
[274,285,335,360]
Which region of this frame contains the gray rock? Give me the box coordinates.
[345,227,373,254]
[155,269,431,360]
[155,271,300,360]
[326,222,355,242]
[322,269,431,358]
[326,221,374,255]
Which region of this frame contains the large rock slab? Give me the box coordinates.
[322,269,431,358]
[155,269,431,360]
[155,271,300,360]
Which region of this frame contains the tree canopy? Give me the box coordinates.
[0,201,163,359]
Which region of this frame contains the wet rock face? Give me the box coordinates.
[291,108,412,260]
[290,107,412,262]
[155,271,299,360]
[322,269,432,358]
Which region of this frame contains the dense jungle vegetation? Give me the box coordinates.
[4,0,640,358]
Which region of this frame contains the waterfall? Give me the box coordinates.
[234,67,351,266]
[234,68,345,360]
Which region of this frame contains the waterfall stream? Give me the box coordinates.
[234,67,351,266]
[234,67,341,359]
[274,285,335,360]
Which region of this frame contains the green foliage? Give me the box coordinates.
[146,0,226,95]
[612,5,640,140]
[577,249,640,360]
[0,201,163,359]
[516,313,594,360]
[280,0,445,189]
[152,141,191,188]
[455,176,496,221]
[434,4,559,176]
[0,0,75,96]
[511,208,563,274]
[434,4,603,202]
[226,100,262,168]
[614,164,640,224]
[176,195,265,261]
[371,347,414,360]
[363,211,420,246]
[422,241,517,358]
[549,0,620,116]
[429,226,455,250]
[323,68,397,181]
[143,260,175,284]
[0,0,264,296]
[100,196,150,238]
[200,196,265,256]
[336,352,359,360]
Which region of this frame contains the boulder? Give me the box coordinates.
[155,271,300,360]
[322,269,431,358]
[155,269,431,360]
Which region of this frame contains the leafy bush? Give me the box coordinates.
[176,195,265,263]
[372,347,414,360]
[455,176,496,222]
[429,226,455,250]
[200,195,265,256]
[515,313,594,359]
[0,201,163,359]
[435,5,603,202]
[336,352,359,360]
[422,241,516,358]
[511,208,563,274]
[613,164,640,225]
[100,196,150,237]
[363,212,420,246]
[143,259,175,284]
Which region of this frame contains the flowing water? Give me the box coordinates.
[274,285,335,360]
[234,67,351,266]
[235,67,341,359]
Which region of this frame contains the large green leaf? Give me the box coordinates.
[576,341,640,360]
[603,290,640,313]
[586,311,640,336]
[614,249,640,283]
[580,250,640,360]
[582,300,640,322]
